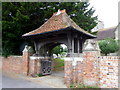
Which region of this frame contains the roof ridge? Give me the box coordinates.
[99,26,116,32]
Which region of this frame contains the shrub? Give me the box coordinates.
[98,38,119,56]
[36,73,43,77]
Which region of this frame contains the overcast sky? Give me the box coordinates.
[89,0,120,28]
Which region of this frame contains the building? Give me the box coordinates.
[115,23,120,41]
[22,9,96,58]
[96,26,118,40]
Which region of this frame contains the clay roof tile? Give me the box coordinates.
[22,9,96,38]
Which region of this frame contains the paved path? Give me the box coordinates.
[2,71,67,88]
[2,74,52,88]
[25,71,67,88]
[29,72,67,88]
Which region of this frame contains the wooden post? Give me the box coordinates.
[72,37,74,55]
[77,35,80,54]
[67,33,72,57]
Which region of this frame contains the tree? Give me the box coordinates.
[98,38,119,56]
[52,45,63,56]
[2,2,97,56]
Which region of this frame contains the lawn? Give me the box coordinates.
[52,58,64,71]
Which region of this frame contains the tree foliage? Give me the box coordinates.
[2,2,97,56]
[52,45,63,56]
[98,38,119,56]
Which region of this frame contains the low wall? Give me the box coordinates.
[64,55,120,88]
[64,51,100,87]
[2,56,22,74]
[2,55,49,76]
[2,56,42,76]
[28,57,42,76]
[0,57,2,70]
[64,60,84,86]
[99,56,119,88]
[1,54,120,88]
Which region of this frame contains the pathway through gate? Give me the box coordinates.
[29,70,66,88]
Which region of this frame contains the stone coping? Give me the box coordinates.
[98,56,120,59]
[30,56,50,60]
[1,55,22,57]
[63,57,83,61]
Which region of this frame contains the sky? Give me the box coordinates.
[89,0,120,28]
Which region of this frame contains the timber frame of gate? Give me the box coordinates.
[22,9,96,75]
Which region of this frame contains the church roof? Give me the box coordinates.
[22,9,96,38]
[96,26,117,40]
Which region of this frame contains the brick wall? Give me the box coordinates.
[28,57,41,76]
[64,55,120,88]
[64,58,84,86]
[28,57,53,76]
[99,56,119,88]
[2,56,22,74]
[82,51,100,87]
[1,46,120,88]
[2,55,42,76]
[64,60,73,86]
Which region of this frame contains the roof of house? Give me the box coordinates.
[22,9,96,38]
[96,26,117,40]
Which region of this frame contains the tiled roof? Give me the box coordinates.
[96,26,117,40]
[22,9,96,38]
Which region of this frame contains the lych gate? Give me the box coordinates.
[22,10,96,75]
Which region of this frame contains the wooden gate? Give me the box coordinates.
[41,60,52,75]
